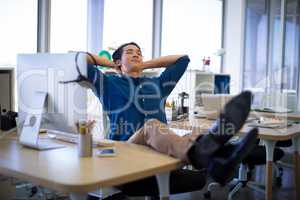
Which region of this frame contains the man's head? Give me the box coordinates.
[112,42,143,77]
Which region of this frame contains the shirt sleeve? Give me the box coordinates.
[87,64,107,102]
[159,55,190,96]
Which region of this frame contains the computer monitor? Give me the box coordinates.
[17,53,88,149]
[201,94,234,119]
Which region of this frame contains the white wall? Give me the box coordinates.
[223,0,246,94]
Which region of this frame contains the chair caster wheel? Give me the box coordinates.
[204,191,211,199]
[30,186,38,197]
[276,177,282,187]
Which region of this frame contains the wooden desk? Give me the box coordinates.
[0,135,182,200]
[169,118,300,200]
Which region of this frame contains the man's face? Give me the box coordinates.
[119,44,143,73]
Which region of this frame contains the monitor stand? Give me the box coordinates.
[19,91,65,150]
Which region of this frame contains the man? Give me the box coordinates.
[87,42,192,141]
[76,42,258,197]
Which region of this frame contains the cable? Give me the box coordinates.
[59,51,99,85]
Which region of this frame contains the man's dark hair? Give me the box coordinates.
[112,42,141,62]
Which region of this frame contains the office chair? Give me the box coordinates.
[203,143,284,199]
[88,167,206,200]
[116,167,207,200]
[273,139,293,186]
[88,170,206,200]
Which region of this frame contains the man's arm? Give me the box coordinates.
[158,55,190,97]
[142,55,187,70]
[87,53,120,70]
[85,53,119,102]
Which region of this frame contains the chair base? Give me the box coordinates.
[203,162,283,199]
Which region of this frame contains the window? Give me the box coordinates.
[161,0,223,72]
[269,0,282,90]
[243,0,300,93]
[282,0,300,91]
[50,0,87,53]
[0,0,37,67]
[102,0,153,60]
[243,0,268,90]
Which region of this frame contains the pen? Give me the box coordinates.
[78,120,87,135]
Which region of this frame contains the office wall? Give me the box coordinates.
[0,72,11,111]
[223,0,246,94]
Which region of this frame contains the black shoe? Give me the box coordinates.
[208,91,252,144]
[187,91,252,169]
[188,134,225,169]
[207,128,258,185]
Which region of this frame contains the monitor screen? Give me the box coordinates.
[17,53,88,134]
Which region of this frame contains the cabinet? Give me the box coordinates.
[169,70,230,109]
[194,72,230,106]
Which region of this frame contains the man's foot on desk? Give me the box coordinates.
[188,91,252,169]
[208,128,258,185]
[208,90,252,144]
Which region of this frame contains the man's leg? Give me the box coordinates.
[129,91,253,164]
[129,91,258,184]
[129,91,253,166]
[128,119,193,162]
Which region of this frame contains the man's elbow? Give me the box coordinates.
[177,55,190,65]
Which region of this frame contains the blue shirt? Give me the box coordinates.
[88,55,190,141]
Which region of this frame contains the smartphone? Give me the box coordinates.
[96,148,116,157]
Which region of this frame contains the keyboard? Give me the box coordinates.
[47,130,115,147]
[37,139,66,150]
[47,130,78,144]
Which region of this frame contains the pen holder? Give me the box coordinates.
[78,133,92,157]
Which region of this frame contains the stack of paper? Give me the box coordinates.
[248,118,293,128]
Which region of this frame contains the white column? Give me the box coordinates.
[37,0,51,53]
[87,0,105,54]
[222,0,246,93]
[152,0,163,59]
